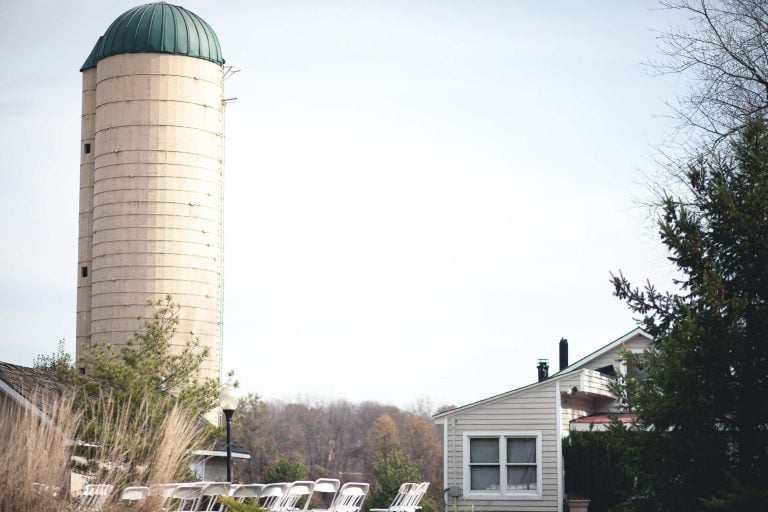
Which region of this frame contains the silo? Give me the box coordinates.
[76,3,225,384]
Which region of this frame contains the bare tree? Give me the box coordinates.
[656,0,768,145]
[234,397,443,504]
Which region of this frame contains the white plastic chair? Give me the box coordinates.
[369,483,414,512]
[169,483,205,512]
[404,483,429,511]
[258,482,290,511]
[324,482,369,512]
[307,478,340,512]
[231,483,265,503]
[75,484,114,512]
[149,483,179,509]
[276,481,316,512]
[198,482,231,512]
[120,486,150,501]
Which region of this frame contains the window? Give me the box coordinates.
[618,351,649,407]
[619,351,649,383]
[507,438,538,490]
[84,143,91,154]
[81,266,88,278]
[464,432,542,499]
[627,355,649,380]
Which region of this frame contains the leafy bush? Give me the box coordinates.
[264,456,308,483]
[563,430,634,512]
[368,452,422,510]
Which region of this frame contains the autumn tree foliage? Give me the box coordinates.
[367,415,401,461]
[234,397,442,505]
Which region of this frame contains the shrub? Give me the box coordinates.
[563,430,634,512]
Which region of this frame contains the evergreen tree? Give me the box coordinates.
[36,296,220,442]
[368,452,421,510]
[611,117,768,510]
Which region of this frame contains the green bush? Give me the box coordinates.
[563,430,634,512]
[263,456,309,483]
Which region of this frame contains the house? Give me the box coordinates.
[433,327,651,512]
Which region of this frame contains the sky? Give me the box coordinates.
[0,0,688,411]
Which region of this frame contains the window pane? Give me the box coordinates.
[507,466,537,491]
[507,438,536,463]
[471,466,500,491]
[628,357,649,380]
[470,438,499,463]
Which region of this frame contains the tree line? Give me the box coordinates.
[232,395,444,510]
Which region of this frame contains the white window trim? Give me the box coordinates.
[462,430,543,501]
[618,349,648,383]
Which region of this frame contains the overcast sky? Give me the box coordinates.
[0,0,686,411]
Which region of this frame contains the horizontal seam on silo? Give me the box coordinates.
[90,314,221,321]
[95,98,223,111]
[91,251,220,268]
[94,124,222,137]
[88,329,221,337]
[90,303,221,312]
[93,150,223,162]
[91,223,221,236]
[90,291,222,303]
[93,162,221,173]
[93,185,222,194]
[92,263,220,272]
[92,207,221,216]
[92,237,221,245]
[90,198,222,208]
[92,235,221,245]
[92,226,221,235]
[96,73,222,88]
[91,277,222,286]
[92,226,220,235]
[93,175,222,186]
[92,149,223,160]
[92,240,222,249]
[91,212,221,223]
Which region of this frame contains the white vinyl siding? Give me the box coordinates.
[443,381,559,511]
[436,330,653,512]
[585,334,650,373]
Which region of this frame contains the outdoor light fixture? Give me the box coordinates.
[220,380,239,482]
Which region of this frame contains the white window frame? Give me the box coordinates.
[618,349,649,384]
[462,431,543,500]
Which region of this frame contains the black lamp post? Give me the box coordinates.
[220,380,239,483]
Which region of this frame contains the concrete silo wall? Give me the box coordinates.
[83,53,224,383]
[76,68,97,362]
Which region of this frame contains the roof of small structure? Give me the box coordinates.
[0,361,68,412]
[81,2,224,71]
[190,437,250,459]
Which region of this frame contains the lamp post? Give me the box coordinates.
[220,380,239,483]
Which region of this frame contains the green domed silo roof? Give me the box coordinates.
[81,2,224,71]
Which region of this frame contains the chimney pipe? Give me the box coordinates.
[537,359,549,382]
[559,338,569,371]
